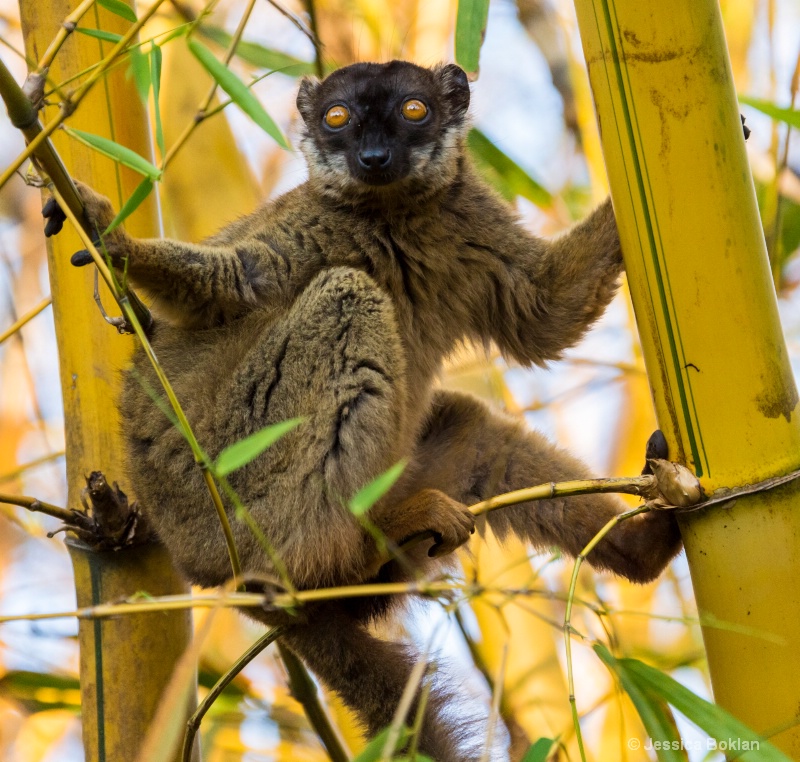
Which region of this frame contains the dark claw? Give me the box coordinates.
[642,429,668,474]
[71,250,93,267]
[740,114,751,142]
[42,196,67,238]
[428,532,444,557]
[42,196,59,217]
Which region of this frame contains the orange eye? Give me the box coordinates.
[324,105,350,128]
[401,99,428,122]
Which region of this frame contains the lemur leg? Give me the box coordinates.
[276,604,469,762]
[410,390,682,583]
[210,268,472,589]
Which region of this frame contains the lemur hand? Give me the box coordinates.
[41,181,130,268]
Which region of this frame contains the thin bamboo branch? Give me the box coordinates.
[35,0,95,73]
[0,491,75,522]
[469,475,656,517]
[300,0,324,78]
[0,0,166,191]
[53,191,242,583]
[562,505,649,762]
[0,449,65,483]
[181,626,287,762]
[278,642,350,762]
[0,296,51,345]
[161,0,257,171]
[0,58,152,330]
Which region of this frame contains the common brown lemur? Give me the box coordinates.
[45,60,682,759]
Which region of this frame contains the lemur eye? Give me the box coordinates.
[401,99,428,122]
[324,105,350,128]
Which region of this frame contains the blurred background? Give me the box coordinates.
[0,0,798,759]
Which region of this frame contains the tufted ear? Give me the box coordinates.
[435,63,470,120]
[296,77,321,125]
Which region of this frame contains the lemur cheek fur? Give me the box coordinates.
[54,60,682,761]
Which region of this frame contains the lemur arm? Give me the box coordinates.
[48,182,313,328]
[458,191,623,365]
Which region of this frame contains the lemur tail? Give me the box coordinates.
[278,604,469,761]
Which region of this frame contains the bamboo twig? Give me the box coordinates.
[0,491,75,523]
[0,57,152,330]
[0,0,166,192]
[0,450,65,483]
[181,626,287,762]
[562,504,649,762]
[0,296,51,345]
[161,0,257,171]
[278,642,350,762]
[52,190,243,583]
[300,0,324,78]
[35,0,95,73]
[469,475,656,517]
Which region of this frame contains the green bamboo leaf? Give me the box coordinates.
[467,129,552,207]
[74,27,124,43]
[97,0,136,23]
[150,43,164,157]
[349,460,407,516]
[521,738,557,762]
[595,645,791,761]
[187,38,290,149]
[455,0,490,74]
[65,127,161,180]
[215,417,304,477]
[0,670,80,711]
[596,645,686,762]
[350,727,412,761]
[128,45,151,102]
[104,178,154,235]
[739,96,800,129]
[199,25,316,76]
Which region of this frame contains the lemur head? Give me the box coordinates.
[296,61,470,201]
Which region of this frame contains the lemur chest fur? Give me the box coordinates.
[242,181,482,363]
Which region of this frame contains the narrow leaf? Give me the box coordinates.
[150,43,165,157]
[351,727,411,761]
[349,460,407,516]
[128,46,151,103]
[200,26,316,76]
[625,659,791,760]
[188,38,290,149]
[215,418,304,477]
[105,178,154,235]
[468,129,552,207]
[595,645,791,761]
[74,27,124,43]
[596,645,687,762]
[521,738,557,762]
[739,96,800,129]
[65,127,161,180]
[455,0,490,74]
[97,0,137,23]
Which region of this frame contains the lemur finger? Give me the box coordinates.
[42,197,66,237]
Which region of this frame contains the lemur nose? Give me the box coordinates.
[358,147,392,169]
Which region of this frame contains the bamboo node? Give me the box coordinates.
[21,72,45,114]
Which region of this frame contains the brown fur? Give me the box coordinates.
[63,61,681,760]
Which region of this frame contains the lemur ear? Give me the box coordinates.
[296,77,321,124]
[436,64,470,119]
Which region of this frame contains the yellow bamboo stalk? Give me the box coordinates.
[17,1,193,760]
[572,0,800,754]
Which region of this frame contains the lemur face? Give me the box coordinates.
[296,61,470,197]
